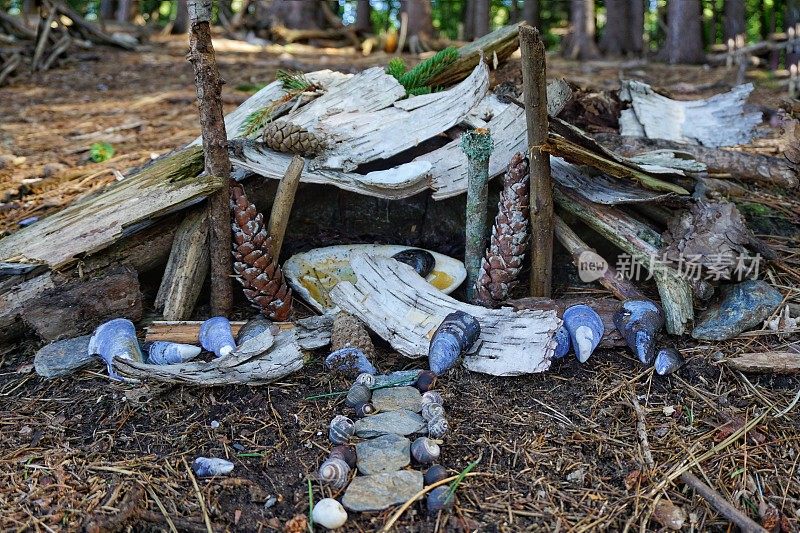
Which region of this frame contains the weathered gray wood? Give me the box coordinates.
[618,81,761,147]
[0,147,210,270]
[329,254,561,376]
[155,207,209,320]
[266,155,304,259]
[552,164,675,204]
[726,352,800,374]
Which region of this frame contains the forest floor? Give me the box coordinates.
[1,33,799,532]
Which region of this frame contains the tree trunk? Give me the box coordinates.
[473,0,490,38]
[723,0,746,43]
[267,0,321,30]
[666,0,704,64]
[116,0,132,22]
[463,0,475,40]
[405,0,433,41]
[629,0,644,55]
[355,0,371,33]
[188,0,234,317]
[563,0,599,60]
[510,0,520,23]
[173,0,189,34]
[523,0,539,29]
[599,0,629,56]
[789,0,800,66]
[99,0,116,19]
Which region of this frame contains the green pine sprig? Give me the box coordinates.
[276,69,314,92]
[386,47,459,97]
[239,70,318,138]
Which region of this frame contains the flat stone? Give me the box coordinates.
[371,386,422,413]
[693,280,784,341]
[34,336,96,378]
[354,409,426,438]
[355,434,410,475]
[341,470,423,512]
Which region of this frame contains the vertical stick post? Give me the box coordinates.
[267,155,304,260]
[460,128,493,303]
[188,0,233,316]
[519,24,553,297]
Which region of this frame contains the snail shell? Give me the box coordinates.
[613,299,665,365]
[562,304,604,363]
[318,458,350,490]
[428,311,481,375]
[421,390,444,407]
[198,316,236,358]
[553,325,570,359]
[325,347,377,376]
[355,372,376,388]
[88,318,144,381]
[329,445,357,468]
[427,416,449,439]
[423,464,449,486]
[328,415,355,445]
[392,248,436,278]
[147,341,201,365]
[654,347,685,376]
[354,402,378,418]
[414,370,437,392]
[426,486,454,514]
[411,437,440,464]
[345,383,372,408]
[192,457,234,477]
[421,402,445,421]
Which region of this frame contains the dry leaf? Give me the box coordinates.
[653,499,688,531]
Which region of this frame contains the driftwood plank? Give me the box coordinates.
[619,81,761,147]
[329,254,560,376]
[726,352,800,374]
[0,147,210,270]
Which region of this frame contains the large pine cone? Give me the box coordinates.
[231,183,292,320]
[330,312,377,360]
[262,121,323,156]
[475,152,530,306]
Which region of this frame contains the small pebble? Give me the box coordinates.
[42,162,66,178]
[210,420,220,429]
[311,498,348,529]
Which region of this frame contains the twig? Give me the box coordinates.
[680,471,767,533]
[140,483,178,533]
[182,457,214,533]
[629,392,655,471]
[519,24,553,297]
[267,155,304,260]
[460,128,493,303]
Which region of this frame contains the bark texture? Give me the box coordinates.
[666,0,704,64]
[600,0,643,56]
[473,0,490,38]
[723,0,746,43]
[355,0,371,33]
[563,0,599,60]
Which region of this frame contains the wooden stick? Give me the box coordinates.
[155,207,210,320]
[553,215,645,301]
[460,128,493,303]
[726,352,800,374]
[267,155,304,260]
[519,24,553,297]
[31,2,56,71]
[680,471,767,533]
[144,320,293,344]
[188,0,233,317]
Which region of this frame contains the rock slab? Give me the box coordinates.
[371,386,422,413]
[342,470,424,512]
[692,280,783,341]
[34,336,96,378]
[354,409,426,438]
[355,434,410,475]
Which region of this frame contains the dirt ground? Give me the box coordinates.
[1,34,799,532]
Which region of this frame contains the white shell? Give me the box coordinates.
[355,372,376,388]
[284,244,466,312]
[421,390,444,407]
[421,402,445,421]
[311,498,348,529]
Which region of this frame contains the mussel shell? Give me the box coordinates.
[325,347,378,376]
[423,464,449,486]
[392,249,436,278]
[421,402,445,421]
[553,325,570,359]
[562,304,604,363]
[88,318,145,380]
[415,370,437,392]
[147,341,202,365]
[328,415,355,445]
[427,486,454,514]
[428,311,481,375]
[198,316,237,358]
[192,457,234,477]
[235,316,278,345]
[318,458,350,490]
[345,383,372,408]
[654,347,685,376]
[354,402,378,418]
[329,445,357,468]
[427,416,449,439]
[411,437,440,464]
[421,390,444,407]
[613,299,665,365]
[355,372,376,388]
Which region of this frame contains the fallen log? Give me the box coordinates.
[0,10,37,40]
[329,254,561,376]
[593,133,798,189]
[726,352,800,374]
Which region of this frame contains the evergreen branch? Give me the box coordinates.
[386,57,407,80]
[276,69,314,92]
[386,47,459,97]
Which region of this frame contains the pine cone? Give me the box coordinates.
[330,311,377,360]
[231,183,292,320]
[262,121,323,156]
[475,152,530,306]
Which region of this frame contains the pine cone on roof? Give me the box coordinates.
[262,121,323,156]
[475,152,530,307]
[330,311,377,360]
[231,183,292,320]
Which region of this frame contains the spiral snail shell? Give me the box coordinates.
[345,383,372,408]
[355,372,376,388]
[328,445,357,468]
[318,458,350,490]
[421,402,445,421]
[421,390,444,407]
[414,370,437,392]
[411,437,440,464]
[427,416,449,439]
[328,415,355,445]
[426,486,454,514]
[354,402,378,418]
[424,464,449,486]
